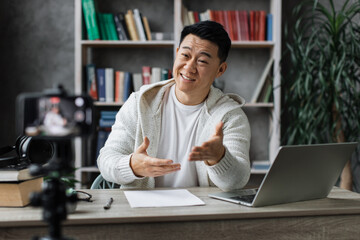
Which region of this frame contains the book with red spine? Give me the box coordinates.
[142,66,151,85]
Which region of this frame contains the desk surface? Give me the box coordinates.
[1,187,360,228]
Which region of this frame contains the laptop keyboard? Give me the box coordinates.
[229,188,258,204]
[230,194,256,204]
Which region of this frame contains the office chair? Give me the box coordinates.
[90,174,119,189]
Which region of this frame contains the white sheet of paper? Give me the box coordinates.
[124,189,205,208]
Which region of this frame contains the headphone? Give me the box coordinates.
[0,136,54,168]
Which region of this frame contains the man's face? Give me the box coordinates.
[173,34,227,105]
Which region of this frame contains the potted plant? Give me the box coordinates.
[282,0,360,190]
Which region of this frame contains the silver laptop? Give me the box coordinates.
[209,142,358,207]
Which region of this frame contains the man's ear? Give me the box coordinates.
[216,62,227,78]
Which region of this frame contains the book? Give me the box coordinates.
[100,111,117,119]
[161,68,169,81]
[258,11,266,41]
[117,12,130,40]
[106,13,119,40]
[123,72,133,102]
[115,71,125,103]
[249,11,255,41]
[133,9,147,41]
[81,0,100,40]
[266,14,273,41]
[151,67,161,83]
[0,167,34,182]
[132,73,143,92]
[0,177,43,207]
[142,16,152,41]
[251,58,274,103]
[105,68,114,102]
[96,68,106,102]
[97,13,108,40]
[125,10,139,41]
[86,64,98,100]
[142,66,151,85]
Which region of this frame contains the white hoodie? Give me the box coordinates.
[97,79,251,191]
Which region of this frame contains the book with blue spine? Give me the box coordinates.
[266,14,273,41]
[96,68,106,102]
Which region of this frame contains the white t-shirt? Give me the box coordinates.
[155,85,204,188]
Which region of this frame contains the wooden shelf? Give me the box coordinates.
[81,40,175,48]
[231,41,275,48]
[80,166,100,173]
[244,102,274,108]
[94,101,124,107]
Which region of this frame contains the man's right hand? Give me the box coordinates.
[130,137,181,177]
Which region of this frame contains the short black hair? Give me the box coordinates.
[179,21,231,63]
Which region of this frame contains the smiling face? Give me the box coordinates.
[173,34,227,105]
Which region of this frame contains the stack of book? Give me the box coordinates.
[0,167,43,207]
[85,64,172,103]
[182,6,273,41]
[82,0,152,41]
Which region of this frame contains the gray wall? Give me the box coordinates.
[0,0,74,146]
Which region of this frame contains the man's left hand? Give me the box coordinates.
[188,121,225,166]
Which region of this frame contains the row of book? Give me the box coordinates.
[82,0,151,41]
[86,64,172,103]
[182,6,273,41]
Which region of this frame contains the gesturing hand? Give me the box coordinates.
[130,137,181,177]
[188,121,225,166]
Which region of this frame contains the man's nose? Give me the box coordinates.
[184,59,196,73]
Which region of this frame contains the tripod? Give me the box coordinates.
[30,140,77,240]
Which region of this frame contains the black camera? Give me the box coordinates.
[16,91,94,139]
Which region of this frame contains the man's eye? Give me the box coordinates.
[182,53,189,58]
[198,59,208,64]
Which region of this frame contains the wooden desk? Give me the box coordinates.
[1,187,360,240]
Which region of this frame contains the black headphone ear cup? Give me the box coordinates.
[27,139,54,165]
[17,136,32,160]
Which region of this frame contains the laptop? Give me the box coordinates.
[209,142,358,207]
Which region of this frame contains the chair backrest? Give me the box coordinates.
[90,174,120,189]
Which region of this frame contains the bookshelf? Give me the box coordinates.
[74,0,281,187]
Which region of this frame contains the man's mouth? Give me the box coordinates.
[181,73,195,81]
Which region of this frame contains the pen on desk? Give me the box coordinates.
[104,197,113,210]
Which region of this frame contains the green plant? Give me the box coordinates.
[282,0,360,145]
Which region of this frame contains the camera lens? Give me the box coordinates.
[28,139,54,164]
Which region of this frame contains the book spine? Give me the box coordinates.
[105,68,114,102]
[266,14,273,41]
[125,10,139,40]
[259,11,266,41]
[115,71,124,103]
[82,0,100,40]
[142,16,152,41]
[96,68,106,102]
[142,66,151,85]
[133,9,147,41]
[97,13,107,40]
[107,13,119,40]
[151,67,161,83]
[249,11,255,41]
[117,12,130,40]
[132,73,143,92]
[86,64,98,100]
[123,72,133,102]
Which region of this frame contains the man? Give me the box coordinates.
[97,21,251,191]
